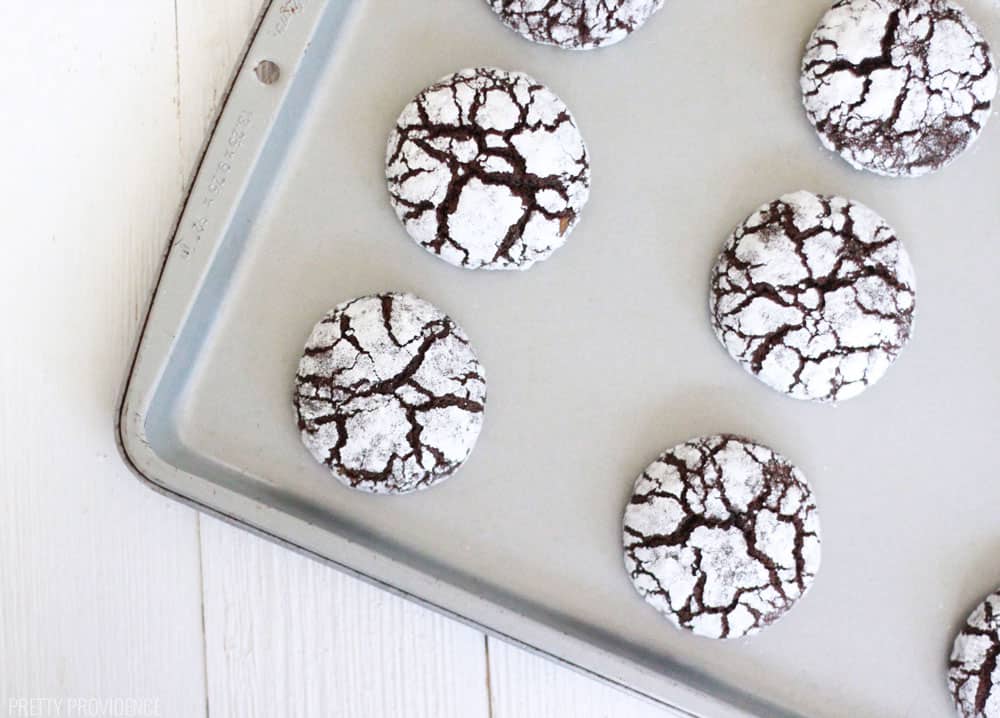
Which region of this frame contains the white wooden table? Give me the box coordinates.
[0,2,681,716]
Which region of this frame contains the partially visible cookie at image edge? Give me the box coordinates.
[486,0,665,50]
[949,589,1000,718]
[294,292,486,494]
[801,0,998,177]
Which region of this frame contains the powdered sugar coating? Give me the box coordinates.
[486,0,664,50]
[294,293,486,494]
[710,191,916,403]
[801,0,998,177]
[386,67,590,271]
[623,435,821,639]
[950,589,1000,718]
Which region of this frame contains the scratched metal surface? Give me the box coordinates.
[120,1,1000,716]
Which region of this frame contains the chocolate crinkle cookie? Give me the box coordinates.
[623,435,821,639]
[950,589,1000,718]
[710,191,916,403]
[486,0,664,50]
[386,67,590,271]
[801,0,998,177]
[294,293,486,495]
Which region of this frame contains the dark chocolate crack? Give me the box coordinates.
[386,67,590,271]
[950,589,1000,717]
[709,191,916,403]
[801,0,998,177]
[623,435,821,639]
[486,0,664,50]
[294,293,486,494]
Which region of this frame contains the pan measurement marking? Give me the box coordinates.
[177,110,254,260]
[272,0,305,37]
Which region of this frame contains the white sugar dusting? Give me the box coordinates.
[623,435,822,640]
[711,191,916,403]
[801,0,998,176]
[294,293,486,494]
[486,0,665,50]
[949,589,1000,717]
[386,67,590,271]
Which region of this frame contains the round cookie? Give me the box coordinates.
[950,589,1000,718]
[623,435,821,639]
[710,191,916,403]
[485,0,664,50]
[801,0,998,177]
[386,67,590,271]
[293,293,486,494]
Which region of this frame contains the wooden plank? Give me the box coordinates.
[0,1,208,715]
[199,517,491,718]
[487,639,683,718]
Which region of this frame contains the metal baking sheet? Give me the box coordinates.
[118,1,1000,715]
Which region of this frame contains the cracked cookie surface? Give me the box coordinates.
[294,293,486,494]
[486,0,664,50]
[710,191,916,403]
[950,589,1000,718]
[801,0,998,177]
[623,435,821,639]
[386,67,590,271]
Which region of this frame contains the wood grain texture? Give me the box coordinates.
[487,639,679,718]
[199,516,491,718]
[176,0,267,173]
[0,2,207,715]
